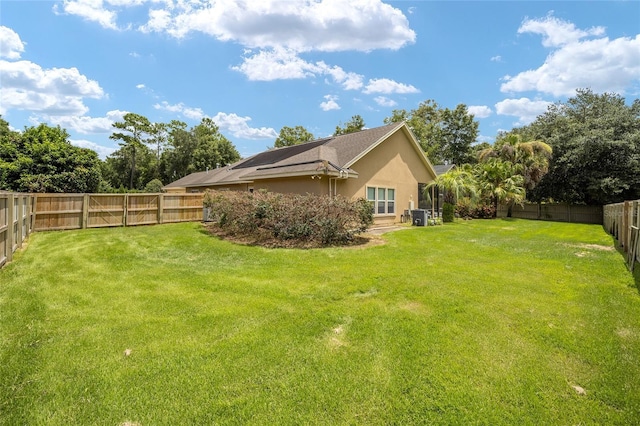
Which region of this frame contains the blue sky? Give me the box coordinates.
[1,1,639,160]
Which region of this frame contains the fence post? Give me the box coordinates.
[158,194,164,224]
[623,201,630,249]
[7,194,14,263]
[26,195,32,237]
[16,195,23,250]
[82,193,89,229]
[123,194,128,227]
[31,194,37,232]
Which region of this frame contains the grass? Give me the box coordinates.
[1,219,639,425]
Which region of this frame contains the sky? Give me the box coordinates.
[1,0,639,161]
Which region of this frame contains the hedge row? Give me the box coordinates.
[203,190,373,247]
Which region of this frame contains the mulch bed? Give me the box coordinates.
[203,223,386,249]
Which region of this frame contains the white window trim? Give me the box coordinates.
[366,186,396,216]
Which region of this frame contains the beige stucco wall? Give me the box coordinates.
[336,130,435,224]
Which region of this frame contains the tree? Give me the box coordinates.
[385,100,479,165]
[0,120,102,193]
[386,100,443,162]
[475,158,525,217]
[479,133,552,192]
[158,118,241,184]
[441,104,478,165]
[159,120,192,183]
[273,126,315,148]
[334,115,365,135]
[148,122,168,177]
[110,113,152,190]
[102,143,155,191]
[190,118,240,172]
[525,89,640,204]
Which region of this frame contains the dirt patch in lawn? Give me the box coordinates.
[566,243,615,252]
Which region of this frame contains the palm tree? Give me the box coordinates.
[424,166,477,222]
[478,133,552,191]
[475,158,525,217]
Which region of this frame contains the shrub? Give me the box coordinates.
[144,178,165,193]
[442,202,455,222]
[455,197,496,219]
[203,190,374,247]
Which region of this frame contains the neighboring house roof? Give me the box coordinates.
[433,164,456,176]
[164,121,435,189]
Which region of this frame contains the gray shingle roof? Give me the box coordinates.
[433,164,456,175]
[164,121,413,189]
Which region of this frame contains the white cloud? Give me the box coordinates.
[373,96,397,107]
[56,0,119,30]
[495,98,551,125]
[363,78,419,95]
[468,105,492,118]
[232,48,320,81]
[490,55,502,62]
[0,26,25,59]
[136,83,145,89]
[502,17,640,96]
[140,8,172,34]
[70,138,116,159]
[46,110,127,134]
[59,1,419,101]
[232,49,366,91]
[321,63,364,91]
[518,15,605,48]
[137,0,415,52]
[154,101,204,120]
[320,95,340,111]
[0,59,104,115]
[61,0,415,52]
[211,112,278,140]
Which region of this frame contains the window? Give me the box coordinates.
[366,186,395,215]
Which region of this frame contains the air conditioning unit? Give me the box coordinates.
[411,209,427,227]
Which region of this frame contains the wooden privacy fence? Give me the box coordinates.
[497,203,603,224]
[32,193,204,231]
[0,192,204,269]
[603,200,640,271]
[0,192,35,268]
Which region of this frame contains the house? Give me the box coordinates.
[164,122,437,225]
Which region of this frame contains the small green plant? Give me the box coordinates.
[442,202,455,222]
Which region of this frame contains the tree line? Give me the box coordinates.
[427,89,640,220]
[0,114,242,193]
[1,89,638,207]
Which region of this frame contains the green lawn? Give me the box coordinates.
[1,220,639,425]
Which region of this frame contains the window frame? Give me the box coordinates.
[366,186,396,216]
